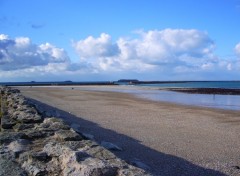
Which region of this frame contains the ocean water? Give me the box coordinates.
[137,81,240,89]
[72,81,240,111]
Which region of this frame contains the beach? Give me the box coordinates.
[18,86,240,176]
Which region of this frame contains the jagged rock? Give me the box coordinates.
[13,123,34,132]
[130,159,151,171]
[1,116,16,129]
[26,130,52,139]
[101,141,123,151]
[8,139,32,157]
[0,132,28,145]
[22,160,48,176]
[118,167,152,176]
[0,153,27,176]
[70,123,95,140]
[54,129,83,141]
[15,111,43,124]
[43,142,68,157]
[85,145,117,160]
[31,151,51,162]
[37,117,70,131]
[63,157,118,176]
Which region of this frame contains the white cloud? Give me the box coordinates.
[73,29,216,72]
[0,34,8,40]
[72,33,120,59]
[1,30,240,81]
[0,34,70,71]
[235,43,240,57]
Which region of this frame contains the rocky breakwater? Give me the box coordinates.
[0,87,151,176]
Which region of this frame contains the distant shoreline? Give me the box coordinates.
[1,80,240,87]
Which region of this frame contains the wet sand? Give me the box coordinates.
[18,86,240,176]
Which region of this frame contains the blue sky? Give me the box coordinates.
[0,0,240,81]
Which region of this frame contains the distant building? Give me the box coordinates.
[115,79,139,85]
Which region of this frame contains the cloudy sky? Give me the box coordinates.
[0,0,240,82]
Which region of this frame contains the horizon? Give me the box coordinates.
[1,80,240,83]
[1,0,240,81]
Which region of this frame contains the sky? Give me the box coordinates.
[0,0,240,82]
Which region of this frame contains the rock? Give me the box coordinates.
[25,130,51,139]
[85,145,117,160]
[37,117,70,131]
[13,123,34,132]
[15,111,43,124]
[0,132,28,145]
[31,151,51,162]
[0,153,27,176]
[54,130,83,141]
[8,139,32,157]
[63,157,118,176]
[43,142,68,157]
[82,133,95,140]
[1,116,16,129]
[64,140,98,151]
[22,159,47,176]
[70,123,95,140]
[130,159,151,171]
[101,141,123,151]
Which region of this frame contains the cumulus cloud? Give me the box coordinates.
[73,33,120,59]
[235,43,240,57]
[1,30,239,81]
[73,29,217,72]
[0,34,70,71]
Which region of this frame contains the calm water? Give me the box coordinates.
[137,81,240,89]
[72,82,240,111]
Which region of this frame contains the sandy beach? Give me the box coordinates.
[17,86,240,176]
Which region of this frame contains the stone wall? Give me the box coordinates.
[0,87,151,176]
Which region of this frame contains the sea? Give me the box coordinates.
[72,81,240,111]
[1,81,240,111]
[134,81,240,111]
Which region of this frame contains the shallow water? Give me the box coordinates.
[68,86,240,111]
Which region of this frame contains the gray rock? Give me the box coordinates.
[85,145,117,160]
[43,142,68,157]
[0,153,27,176]
[31,151,51,162]
[26,130,52,139]
[101,141,123,151]
[70,123,96,139]
[1,116,16,129]
[54,130,83,141]
[37,117,70,131]
[0,132,28,145]
[130,159,150,171]
[64,140,96,150]
[63,157,118,176]
[13,123,34,132]
[16,112,43,124]
[22,159,47,176]
[8,139,32,157]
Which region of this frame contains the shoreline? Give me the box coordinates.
[0,87,150,175]
[22,85,240,111]
[17,86,240,175]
